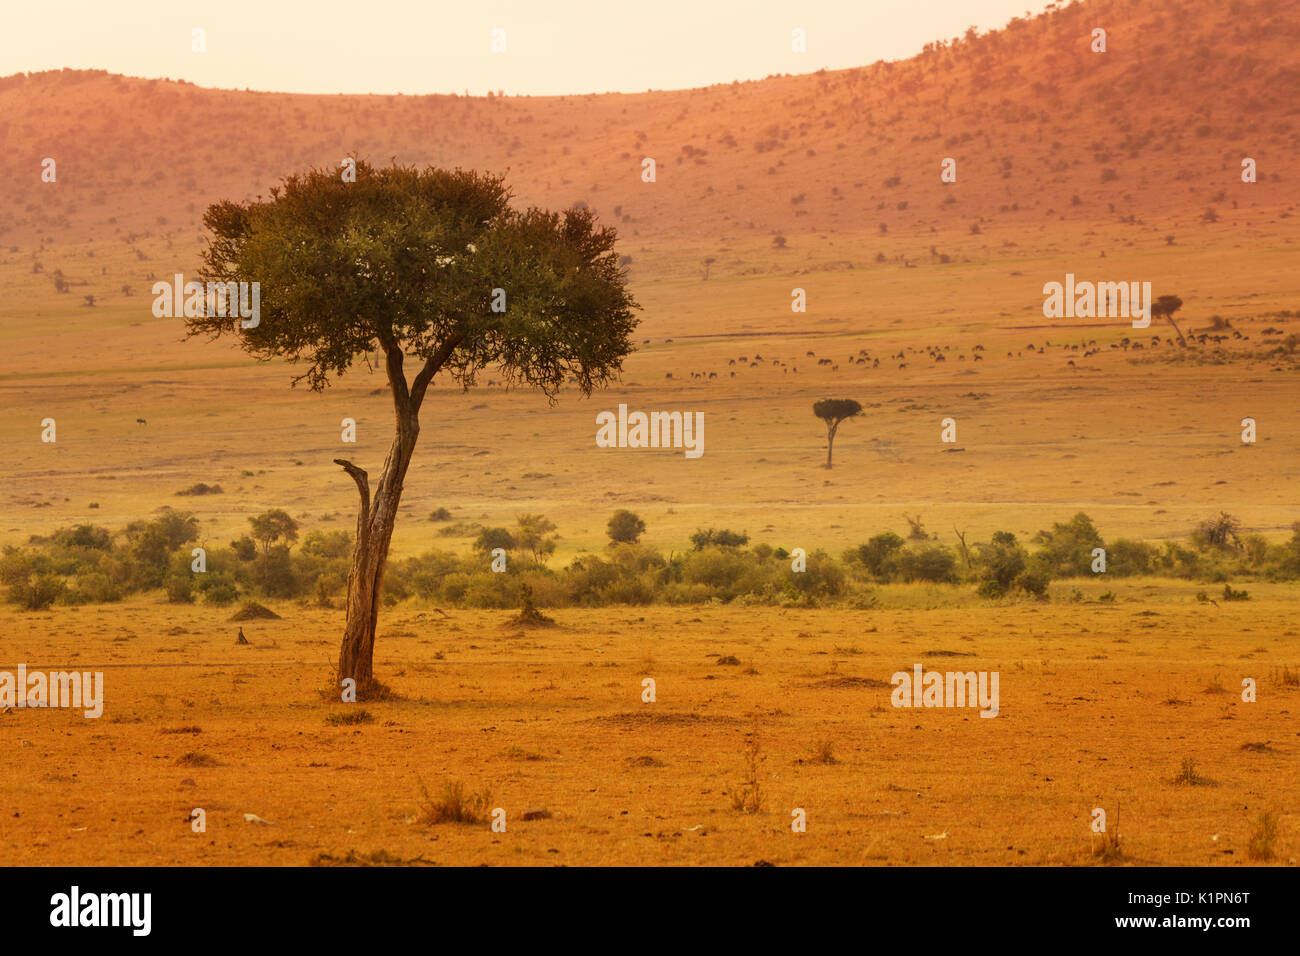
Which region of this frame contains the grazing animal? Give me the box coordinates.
[136,418,147,425]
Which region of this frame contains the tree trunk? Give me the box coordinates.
[825,423,838,468]
[335,411,419,689]
[331,337,459,692]
[1166,314,1188,346]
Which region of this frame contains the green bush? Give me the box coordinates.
[975,532,1026,598]
[1034,512,1104,577]
[689,528,749,550]
[896,545,958,584]
[7,572,66,610]
[1107,538,1157,576]
[607,509,646,544]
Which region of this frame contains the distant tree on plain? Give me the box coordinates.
[607,510,646,544]
[249,509,299,555]
[813,398,862,468]
[1150,294,1186,345]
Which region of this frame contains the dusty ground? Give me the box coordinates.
[1,595,1295,866]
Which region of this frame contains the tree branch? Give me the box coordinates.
[377,333,411,413]
[410,334,464,410]
[334,458,370,547]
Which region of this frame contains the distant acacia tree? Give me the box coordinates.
[1150,294,1186,345]
[514,513,558,564]
[249,509,299,556]
[1195,512,1242,551]
[189,161,639,690]
[813,398,863,468]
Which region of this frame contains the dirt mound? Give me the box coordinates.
[585,712,739,728]
[813,676,892,689]
[230,602,281,622]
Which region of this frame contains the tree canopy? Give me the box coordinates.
[189,160,639,401]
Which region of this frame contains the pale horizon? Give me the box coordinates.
[2,0,1058,97]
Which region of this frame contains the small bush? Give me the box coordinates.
[175,482,224,496]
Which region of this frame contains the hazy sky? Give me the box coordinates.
[2,0,1056,96]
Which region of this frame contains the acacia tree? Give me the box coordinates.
[813,398,863,468]
[188,161,638,690]
[1150,294,1186,345]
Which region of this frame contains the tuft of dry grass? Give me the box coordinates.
[727,717,766,814]
[1247,811,1277,861]
[310,849,435,867]
[1091,804,1122,863]
[1173,757,1216,787]
[174,751,221,767]
[811,739,838,764]
[325,709,373,726]
[417,778,493,825]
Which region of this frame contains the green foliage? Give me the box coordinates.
[689,528,750,550]
[854,531,905,580]
[1033,512,1103,577]
[6,572,65,610]
[1107,538,1157,576]
[895,545,958,583]
[1192,512,1241,551]
[975,531,1027,598]
[813,398,863,423]
[514,513,558,564]
[9,508,1300,611]
[122,511,200,589]
[191,161,639,398]
[474,527,516,554]
[606,509,646,544]
[248,509,299,555]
